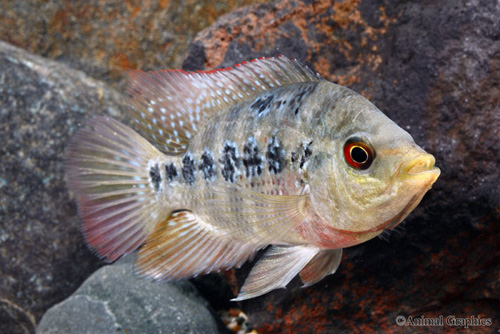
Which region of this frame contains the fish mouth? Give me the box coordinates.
[399,153,441,182]
[322,152,441,237]
[375,152,440,232]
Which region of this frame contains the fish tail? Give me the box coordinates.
[65,116,168,262]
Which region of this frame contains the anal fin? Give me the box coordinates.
[135,210,255,280]
[232,245,319,301]
[299,249,342,287]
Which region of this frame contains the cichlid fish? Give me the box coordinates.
[65,56,440,300]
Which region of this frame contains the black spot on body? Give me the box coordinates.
[251,95,274,116]
[300,141,313,169]
[165,163,178,181]
[199,151,216,181]
[149,164,161,191]
[220,142,241,182]
[291,152,299,163]
[266,137,286,174]
[243,138,263,177]
[182,154,196,184]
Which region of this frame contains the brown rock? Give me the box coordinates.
[0,0,267,89]
[183,0,500,332]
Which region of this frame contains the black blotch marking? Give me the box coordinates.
[300,141,313,169]
[291,152,299,163]
[243,138,263,177]
[266,137,286,174]
[220,142,241,183]
[182,154,196,184]
[289,84,318,117]
[165,163,178,181]
[251,95,275,116]
[149,164,161,191]
[199,151,216,181]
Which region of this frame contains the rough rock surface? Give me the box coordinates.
[0,40,128,333]
[0,0,267,89]
[36,257,221,334]
[183,0,500,332]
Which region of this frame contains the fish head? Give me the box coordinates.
[309,89,440,239]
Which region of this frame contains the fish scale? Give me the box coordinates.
[65,56,440,300]
[150,82,323,214]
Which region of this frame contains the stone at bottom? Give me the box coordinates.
[36,256,220,334]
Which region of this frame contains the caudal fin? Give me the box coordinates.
[65,116,167,262]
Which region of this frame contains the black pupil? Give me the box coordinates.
[351,146,368,163]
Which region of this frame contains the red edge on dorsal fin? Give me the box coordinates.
[128,55,300,81]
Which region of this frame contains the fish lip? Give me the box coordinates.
[400,153,440,177]
[384,153,440,197]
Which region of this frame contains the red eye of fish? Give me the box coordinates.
[343,140,374,170]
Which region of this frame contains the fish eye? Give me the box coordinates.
[343,138,374,170]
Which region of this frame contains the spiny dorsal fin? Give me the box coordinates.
[127,56,322,154]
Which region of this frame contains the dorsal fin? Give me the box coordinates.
[127,56,322,154]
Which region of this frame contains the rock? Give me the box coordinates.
[36,257,221,334]
[0,0,268,89]
[0,40,129,330]
[183,0,500,332]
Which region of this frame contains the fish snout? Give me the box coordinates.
[400,153,441,182]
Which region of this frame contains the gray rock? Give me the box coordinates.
[36,257,220,334]
[0,40,130,330]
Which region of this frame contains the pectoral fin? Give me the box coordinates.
[299,248,342,287]
[232,245,319,301]
[200,182,309,246]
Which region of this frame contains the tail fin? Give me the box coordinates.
[65,116,167,262]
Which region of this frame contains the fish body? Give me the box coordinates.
[65,56,440,300]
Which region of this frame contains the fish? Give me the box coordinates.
[65,55,440,301]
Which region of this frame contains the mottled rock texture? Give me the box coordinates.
[36,256,221,334]
[0,0,266,89]
[183,0,500,332]
[0,41,128,333]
